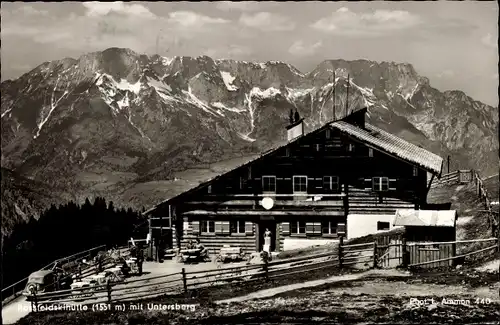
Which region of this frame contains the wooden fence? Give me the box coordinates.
[24,236,498,313]
[473,170,499,239]
[430,170,473,188]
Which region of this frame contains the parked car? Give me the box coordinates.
[23,270,73,299]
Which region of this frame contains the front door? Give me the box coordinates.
[258,220,276,252]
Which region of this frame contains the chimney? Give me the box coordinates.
[286,110,304,142]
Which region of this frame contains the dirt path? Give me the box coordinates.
[216,268,409,304]
[2,296,32,325]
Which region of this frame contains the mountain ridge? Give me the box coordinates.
[1,47,498,221]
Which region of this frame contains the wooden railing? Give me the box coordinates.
[472,170,499,238]
[2,244,108,305]
[430,170,473,188]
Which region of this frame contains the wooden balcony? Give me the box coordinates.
[184,193,346,210]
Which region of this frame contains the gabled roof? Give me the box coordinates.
[393,209,457,227]
[144,126,325,215]
[330,121,443,175]
[144,110,443,215]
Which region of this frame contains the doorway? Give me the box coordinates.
[258,221,277,252]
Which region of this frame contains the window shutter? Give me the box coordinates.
[215,221,223,234]
[367,178,375,190]
[222,221,230,234]
[191,221,200,234]
[282,222,290,235]
[337,223,346,236]
[306,222,314,234]
[389,178,397,191]
[245,222,253,235]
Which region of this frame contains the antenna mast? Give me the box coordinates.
[345,73,350,117]
[332,69,336,121]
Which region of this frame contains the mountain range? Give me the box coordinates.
[1,47,498,234]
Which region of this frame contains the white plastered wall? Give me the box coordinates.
[347,214,403,240]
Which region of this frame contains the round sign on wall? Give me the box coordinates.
[261,197,274,210]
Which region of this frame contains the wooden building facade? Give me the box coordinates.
[145,108,444,254]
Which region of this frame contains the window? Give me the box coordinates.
[372,177,389,191]
[201,220,215,233]
[377,221,390,231]
[207,185,212,194]
[293,176,308,193]
[306,222,322,235]
[240,177,248,190]
[323,176,339,191]
[368,148,374,157]
[322,221,337,235]
[413,166,418,177]
[262,176,276,192]
[290,221,306,234]
[316,144,320,152]
[325,129,331,139]
[230,220,246,234]
[348,143,355,152]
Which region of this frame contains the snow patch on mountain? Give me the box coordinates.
[405,84,419,101]
[96,73,141,95]
[244,93,257,137]
[161,56,174,66]
[237,132,256,142]
[285,87,314,102]
[220,71,238,91]
[1,108,13,119]
[117,93,130,111]
[35,77,69,139]
[183,86,221,117]
[287,64,305,77]
[146,76,172,93]
[249,87,281,99]
[399,93,417,110]
[126,106,151,142]
[145,76,179,103]
[212,102,246,113]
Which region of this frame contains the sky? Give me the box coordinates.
[1,1,498,106]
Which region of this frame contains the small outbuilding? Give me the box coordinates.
[393,209,458,268]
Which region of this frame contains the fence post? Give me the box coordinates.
[373,242,378,269]
[181,268,187,293]
[338,236,344,269]
[402,237,408,269]
[106,279,112,303]
[264,255,269,281]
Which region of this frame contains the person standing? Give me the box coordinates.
[263,228,272,253]
[137,243,144,276]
